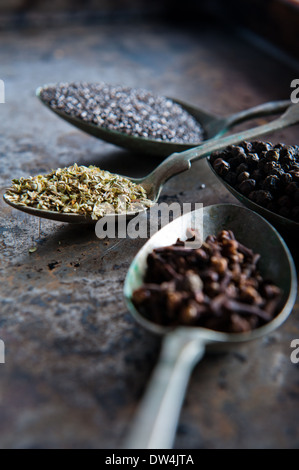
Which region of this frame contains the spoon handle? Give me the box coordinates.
[185,103,299,164]
[147,103,298,191]
[223,100,290,129]
[123,331,205,449]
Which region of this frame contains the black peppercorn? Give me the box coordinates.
[263,175,280,192]
[251,190,273,205]
[264,161,278,174]
[209,151,222,165]
[224,172,237,186]
[251,141,272,153]
[265,149,280,162]
[279,145,295,158]
[252,169,262,183]
[230,145,247,158]
[279,146,296,166]
[240,141,253,153]
[257,158,266,171]
[278,194,292,207]
[239,179,256,196]
[237,171,250,183]
[280,173,293,186]
[236,163,248,175]
[213,158,230,176]
[246,153,259,169]
[290,170,299,182]
[271,168,285,178]
[286,182,298,196]
[229,156,243,170]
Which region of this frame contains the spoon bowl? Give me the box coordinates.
[37,84,289,157]
[207,158,299,233]
[4,103,299,224]
[123,203,297,449]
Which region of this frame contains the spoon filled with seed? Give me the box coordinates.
[37,82,289,157]
[3,103,299,223]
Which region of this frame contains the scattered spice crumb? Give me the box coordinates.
[48,261,59,270]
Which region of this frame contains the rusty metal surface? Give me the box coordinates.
[0,21,298,449]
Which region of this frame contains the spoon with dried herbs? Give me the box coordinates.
[37,82,289,157]
[4,164,153,223]
[3,103,299,223]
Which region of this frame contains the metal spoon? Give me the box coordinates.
[123,203,297,449]
[208,160,299,233]
[36,84,289,156]
[3,103,299,223]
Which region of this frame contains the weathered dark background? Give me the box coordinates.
[0,0,299,449]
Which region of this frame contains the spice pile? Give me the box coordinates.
[132,230,282,333]
[210,140,299,222]
[5,164,153,220]
[40,82,204,144]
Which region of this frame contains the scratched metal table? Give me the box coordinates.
[0,19,298,449]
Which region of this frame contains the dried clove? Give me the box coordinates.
[132,230,282,333]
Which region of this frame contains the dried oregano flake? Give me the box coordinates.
[6,164,153,220]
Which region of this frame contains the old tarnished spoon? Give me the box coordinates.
[123,203,297,449]
[3,103,299,223]
[37,83,289,156]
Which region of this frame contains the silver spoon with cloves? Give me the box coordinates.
[123,203,297,449]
